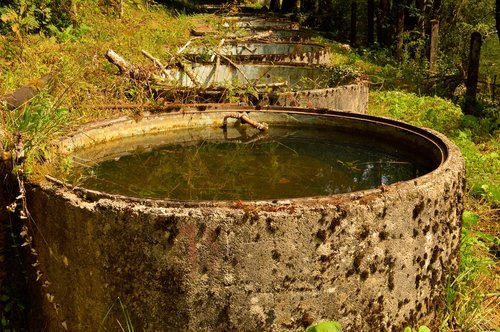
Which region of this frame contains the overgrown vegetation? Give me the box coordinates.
[0,0,498,331]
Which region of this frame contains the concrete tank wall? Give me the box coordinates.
[22,110,464,331]
[174,63,330,88]
[166,64,369,113]
[187,42,330,65]
[273,83,369,113]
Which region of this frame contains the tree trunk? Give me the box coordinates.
[465,32,482,115]
[367,0,375,45]
[431,0,442,19]
[281,0,298,12]
[301,0,319,13]
[270,0,280,12]
[416,0,426,37]
[496,0,500,41]
[313,0,319,14]
[301,0,310,12]
[376,0,392,47]
[395,1,406,60]
[350,2,358,46]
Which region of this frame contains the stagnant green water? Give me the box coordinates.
[62,127,430,200]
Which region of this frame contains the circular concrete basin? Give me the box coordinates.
[244,28,314,42]
[26,108,464,331]
[186,42,330,65]
[163,64,368,113]
[171,63,334,88]
[226,18,300,30]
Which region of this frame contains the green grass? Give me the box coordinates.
[365,78,498,332]
[100,297,135,332]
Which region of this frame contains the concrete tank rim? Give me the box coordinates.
[184,41,331,65]
[41,107,464,208]
[192,41,330,48]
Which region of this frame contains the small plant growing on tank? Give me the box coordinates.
[306,320,342,332]
[100,297,135,332]
[403,326,431,332]
[295,75,328,91]
[327,64,360,87]
[221,79,259,105]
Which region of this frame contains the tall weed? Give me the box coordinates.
[2,90,70,174]
[369,91,463,134]
[440,211,497,331]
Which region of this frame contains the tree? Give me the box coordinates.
[376,0,392,46]
[301,0,319,14]
[270,0,280,12]
[496,0,500,40]
[394,0,407,60]
[281,0,298,12]
[367,0,375,45]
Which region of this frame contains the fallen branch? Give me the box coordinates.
[177,60,202,88]
[213,50,252,85]
[141,49,174,80]
[242,44,256,53]
[210,38,226,62]
[222,112,268,131]
[254,81,288,89]
[236,30,273,42]
[212,38,226,85]
[0,74,54,110]
[177,39,196,54]
[105,49,150,81]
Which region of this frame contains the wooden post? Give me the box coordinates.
[465,32,482,115]
[429,19,439,73]
[350,2,358,47]
[367,0,375,46]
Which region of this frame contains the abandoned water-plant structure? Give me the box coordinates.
[22,107,465,331]
[0,6,469,332]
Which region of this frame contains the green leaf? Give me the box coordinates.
[0,9,18,23]
[462,210,480,226]
[418,326,431,332]
[4,301,12,313]
[306,321,341,332]
[403,327,412,332]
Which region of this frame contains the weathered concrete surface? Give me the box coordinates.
[259,29,314,42]
[165,64,368,113]
[228,19,300,30]
[187,42,330,65]
[172,63,331,88]
[20,110,464,331]
[230,28,314,43]
[272,83,369,113]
